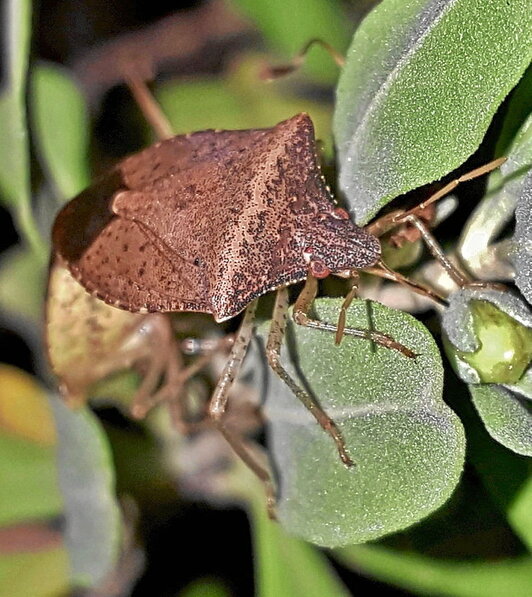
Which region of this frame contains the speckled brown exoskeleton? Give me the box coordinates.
[51,111,453,511]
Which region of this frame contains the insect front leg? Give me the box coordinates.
[208,301,276,518]
[266,287,354,467]
[293,276,416,358]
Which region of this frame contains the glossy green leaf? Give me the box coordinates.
[0,0,31,209]
[334,0,532,224]
[155,59,333,152]
[259,298,465,546]
[504,471,532,552]
[49,400,121,587]
[0,0,45,257]
[336,545,532,597]
[179,578,232,597]
[251,498,349,597]
[231,0,351,84]
[31,62,91,201]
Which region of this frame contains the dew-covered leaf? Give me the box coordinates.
[468,384,532,457]
[334,0,532,224]
[336,545,532,597]
[513,171,532,305]
[258,298,464,547]
[31,62,91,201]
[442,287,532,455]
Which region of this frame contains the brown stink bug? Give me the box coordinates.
[51,112,426,510]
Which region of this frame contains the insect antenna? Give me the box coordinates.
[260,38,345,81]
[393,157,506,225]
[123,68,174,141]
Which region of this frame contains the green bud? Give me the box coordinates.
[445,300,532,384]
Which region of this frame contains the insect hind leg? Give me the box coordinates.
[208,300,277,518]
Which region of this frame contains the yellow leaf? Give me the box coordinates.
[0,365,56,445]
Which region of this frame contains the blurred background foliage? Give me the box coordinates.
[0,0,530,595]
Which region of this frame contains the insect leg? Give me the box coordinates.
[166,336,236,434]
[266,287,354,467]
[402,215,472,286]
[335,271,359,345]
[209,301,276,517]
[364,261,447,305]
[293,277,416,358]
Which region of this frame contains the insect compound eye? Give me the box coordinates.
[309,259,331,279]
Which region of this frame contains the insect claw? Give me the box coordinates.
[340,451,355,468]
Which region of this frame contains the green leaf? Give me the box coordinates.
[230,0,351,84]
[31,62,91,201]
[155,59,333,152]
[49,400,121,587]
[0,0,45,258]
[0,365,62,525]
[259,298,465,546]
[0,245,45,324]
[336,545,532,597]
[179,578,232,597]
[468,383,532,457]
[334,0,532,224]
[493,64,532,157]
[156,79,252,134]
[504,471,532,552]
[0,434,62,526]
[0,0,31,209]
[251,498,349,597]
